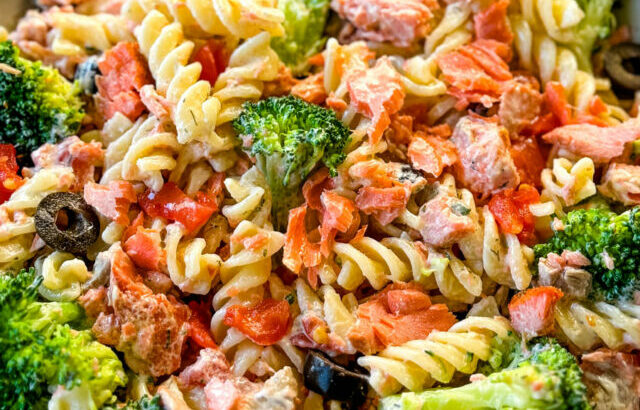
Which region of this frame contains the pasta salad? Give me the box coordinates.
[0,0,639,408]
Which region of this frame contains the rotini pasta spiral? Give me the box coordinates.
[509,0,625,121]
[122,0,284,39]
[101,115,180,191]
[222,166,271,228]
[165,223,223,294]
[555,298,640,352]
[48,11,133,57]
[357,316,514,396]
[212,221,283,308]
[329,235,440,292]
[293,278,358,355]
[135,11,232,150]
[213,32,281,125]
[538,157,596,217]
[35,251,91,301]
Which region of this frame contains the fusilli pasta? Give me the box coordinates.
[357,316,514,396]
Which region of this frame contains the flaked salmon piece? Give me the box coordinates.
[499,81,543,136]
[388,114,414,145]
[458,42,512,82]
[96,41,152,121]
[123,227,166,271]
[84,180,137,226]
[543,120,640,164]
[418,180,476,247]
[451,115,520,199]
[331,0,438,47]
[93,248,189,377]
[508,286,564,338]
[355,185,409,225]
[473,0,513,44]
[348,282,457,355]
[291,72,327,105]
[319,191,358,255]
[283,205,322,274]
[347,57,405,144]
[302,168,334,211]
[408,134,458,177]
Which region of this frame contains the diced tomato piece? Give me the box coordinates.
[139,182,215,234]
[489,184,540,245]
[224,299,291,346]
[188,301,217,349]
[488,190,523,234]
[508,286,564,337]
[193,39,229,85]
[0,144,22,203]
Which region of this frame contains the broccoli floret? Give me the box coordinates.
[0,269,126,410]
[271,0,330,76]
[381,338,590,410]
[563,0,616,71]
[0,41,84,158]
[233,96,351,230]
[104,395,162,410]
[534,207,640,301]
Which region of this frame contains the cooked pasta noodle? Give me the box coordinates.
[48,11,133,57]
[555,298,640,352]
[135,11,232,149]
[35,251,91,301]
[165,223,222,294]
[357,316,514,396]
[122,0,284,38]
[329,235,440,292]
[222,166,271,228]
[213,32,282,125]
[101,115,180,191]
[539,157,597,217]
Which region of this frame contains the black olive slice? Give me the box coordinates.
[304,351,368,405]
[35,192,99,254]
[74,56,100,95]
[604,43,640,93]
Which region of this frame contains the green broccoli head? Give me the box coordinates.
[271,0,330,75]
[534,207,640,302]
[0,269,126,409]
[233,96,351,230]
[0,41,84,158]
[381,338,590,410]
[565,0,616,71]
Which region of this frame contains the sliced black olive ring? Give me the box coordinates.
[604,43,640,93]
[35,192,100,254]
[304,351,369,406]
